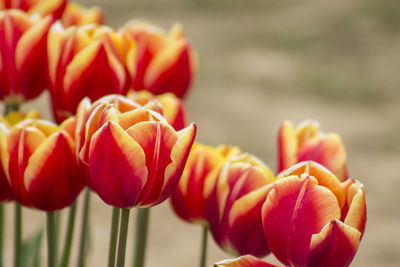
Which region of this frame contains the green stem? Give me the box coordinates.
[54,211,60,264]
[4,102,20,115]
[0,204,4,267]
[47,212,56,267]
[132,208,150,267]
[200,226,208,267]
[116,209,130,267]
[59,201,78,267]
[77,189,91,267]
[14,203,22,267]
[108,207,120,267]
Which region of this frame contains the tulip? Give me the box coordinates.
[47,22,132,123]
[0,117,84,211]
[61,2,104,27]
[0,0,67,19]
[0,109,41,201]
[170,143,241,225]
[262,161,366,267]
[215,255,281,267]
[0,10,52,104]
[75,94,196,208]
[127,90,187,131]
[277,120,348,181]
[121,20,197,98]
[208,153,275,257]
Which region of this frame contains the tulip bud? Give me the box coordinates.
[208,153,275,257]
[263,161,366,267]
[74,94,196,208]
[0,10,52,104]
[278,120,348,181]
[170,143,241,225]
[121,20,197,98]
[61,2,104,27]
[48,22,133,123]
[0,118,84,211]
[127,90,187,131]
[0,0,67,19]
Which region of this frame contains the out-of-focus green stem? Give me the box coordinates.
[60,201,78,267]
[116,209,130,267]
[108,207,120,267]
[132,208,150,267]
[0,204,4,267]
[14,203,22,267]
[46,212,56,267]
[77,189,91,267]
[54,211,60,263]
[200,226,208,267]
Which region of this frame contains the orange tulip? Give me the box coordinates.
[75,94,196,208]
[127,90,187,131]
[0,0,67,19]
[47,22,132,123]
[61,2,104,27]
[278,120,348,181]
[170,143,241,225]
[262,161,366,267]
[121,20,197,98]
[0,117,83,211]
[208,153,275,257]
[0,10,52,104]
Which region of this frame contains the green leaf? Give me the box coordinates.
[21,227,44,267]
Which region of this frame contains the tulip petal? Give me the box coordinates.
[126,121,178,206]
[228,184,273,257]
[308,219,361,267]
[215,255,281,267]
[24,131,82,211]
[89,121,147,208]
[262,176,341,266]
[277,120,297,172]
[343,181,367,236]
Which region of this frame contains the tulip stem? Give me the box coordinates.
[116,208,130,267]
[77,189,91,267]
[46,212,56,267]
[0,204,4,267]
[108,207,120,267]
[200,226,208,267]
[60,201,78,267]
[14,203,22,267]
[132,208,150,267]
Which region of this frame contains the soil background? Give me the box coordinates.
[1,0,400,266]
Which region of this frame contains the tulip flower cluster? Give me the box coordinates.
[0,1,368,267]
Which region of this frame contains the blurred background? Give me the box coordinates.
[2,0,400,266]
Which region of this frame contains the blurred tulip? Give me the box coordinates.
[278,120,348,181]
[47,22,133,123]
[121,20,197,98]
[61,2,104,27]
[127,90,187,131]
[0,10,52,104]
[170,143,241,225]
[262,161,366,267]
[208,153,275,257]
[0,118,84,211]
[215,255,281,267]
[74,94,196,208]
[0,0,67,19]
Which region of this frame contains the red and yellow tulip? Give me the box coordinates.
[0,10,52,104]
[278,120,348,181]
[0,117,83,211]
[263,161,366,267]
[47,22,133,123]
[61,2,104,27]
[170,143,241,225]
[208,153,275,257]
[121,20,197,98]
[215,255,280,267]
[75,94,196,208]
[0,0,67,19]
[127,90,187,131]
